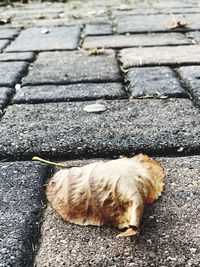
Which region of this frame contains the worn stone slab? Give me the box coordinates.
[0,39,10,51]
[178,65,200,106]
[35,156,200,267]
[0,52,35,62]
[116,13,200,33]
[6,26,81,52]
[13,83,126,104]
[0,161,50,267]
[127,67,188,98]
[23,50,121,85]
[0,99,199,160]
[120,45,200,68]
[0,61,29,86]
[83,33,190,49]
[0,87,13,111]
[84,23,112,36]
[0,28,19,39]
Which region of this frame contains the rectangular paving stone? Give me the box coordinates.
[0,52,35,62]
[6,26,81,52]
[0,87,13,111]
[13,83,126,104]
[116,13,200,33]
[23,50,121,85]
[0,99,199,160]
[178,65,200,106]
[83,33,190,49]
[0,61,29,86]
[127,67,188,98]
[35,156,200,267]
[0,39,10,51]
[84,23,112,36]
[120,45,200,68]
[0,28,20,39]
[0,161,50,267]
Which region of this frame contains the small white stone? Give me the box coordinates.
[83,103,107,113]
[41,28,50,34]
[15,84,21,90]
[177,147,184,152]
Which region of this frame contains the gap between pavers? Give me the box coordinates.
[35,156,200,267]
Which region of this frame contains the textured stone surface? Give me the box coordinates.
[0,61,29,86]
[83,32,190,48]
[187,31,200,43]
[84,23,112,36]
[0,87,13,111]
[36,156,200,267]
[13,83,126,104]
[120,45,200,68]
[116,13,200,33]
[0,39,10,51]
[127,67,188,98]
[6,26,81,52]
[0,99,199,160]
[0,28,20,39]
[23,50,121,85]
[178,65,200,106]
[0,161,50,267]
[0,52,35,62]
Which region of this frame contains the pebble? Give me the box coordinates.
[83,103,107,113]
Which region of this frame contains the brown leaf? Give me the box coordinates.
[166,20,188,29]
[46,154,165,237]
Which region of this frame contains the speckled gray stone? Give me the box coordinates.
[178,65,200,106]
[120,45,200,68]
[84,23,112,36]
[0,28,20,39]
[0,52,35,62]
[0,161,50,267]
[23,50,121,85]
[35,156,200,267]
[13,83,126,104]
[6,26,81,52]
[0,39,10,51]
[83,33,191,49]
[127,67,188,98]
[116,13,200,33]
[0,87,13,111]
[0,61,29,86]
[0,99,199,160]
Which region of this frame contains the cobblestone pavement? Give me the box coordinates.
[0,0,200,266]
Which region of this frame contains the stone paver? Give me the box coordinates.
[0,61,29,86]
[127,67,188,98]
[36,156,200,267]
[0,161,50,267]
[178,65,200,106]
[0,99,199,160]
[84,23,112,36]
[83,32,190,49]
[0,52,35,62]
[6,26,81,52]
[0,87,13,111]
[0,28,19,39]
[0,39,10,51]
[23,50,121,85]
[120,45,200,68]
[13,83,126,104]
[116,13,200,33]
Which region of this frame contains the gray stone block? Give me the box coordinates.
[0,99,199,160]
[116,13,200,33]
[120,45,200,68]
[0,52,35,62]
[35,156,200,267]
[0,161,50,267]
[83,33,190,49]
[6,26,81,52]
[23,50,121,85]
[127,67,188,98]
[0,39,10,51]
[13,83,126,104]
[0,61,29,86]
[84,23,112,36]
[0,87,13,111]
[0,28,20,39]
[178,65,200,106]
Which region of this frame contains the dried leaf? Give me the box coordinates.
[0,17,11,25]
[46,154,164,237]
[166,20,188,29]
[87,48,105,56]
